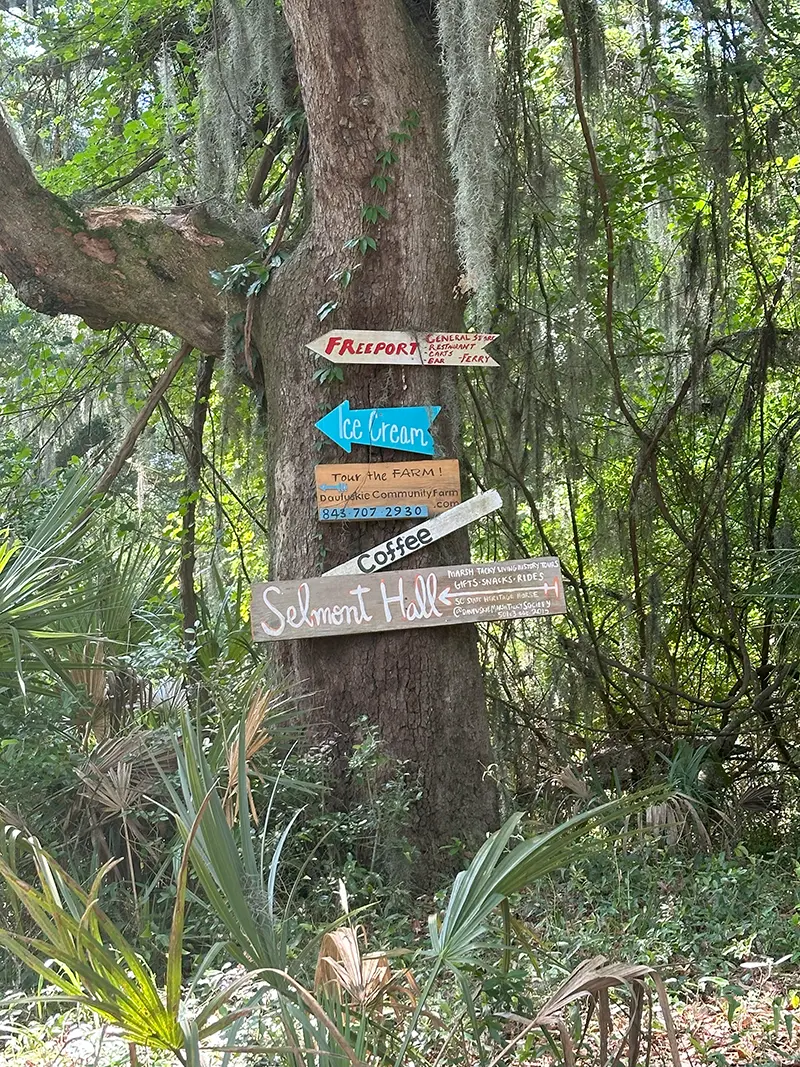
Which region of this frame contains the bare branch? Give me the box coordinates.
[87,133,190,197]
[246,126,286,208]
[86,340,193,512]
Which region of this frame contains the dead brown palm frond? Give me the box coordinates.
[492,956,681,1067]
[314,926,417,1016]
[71,642,153,742]
[643,791,713,848]
[76,729,175,818]
[739,782,779,812]
[80,760,137,817]
[79,759,142,913]
[555,765,593,802]
[223,687,277,825]
[71,640,110,739]
[74,730,175,915]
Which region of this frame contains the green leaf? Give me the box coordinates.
[317,300,339,321]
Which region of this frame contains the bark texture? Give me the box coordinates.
[256,0,497,874]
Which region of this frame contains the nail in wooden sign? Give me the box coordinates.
[251,557,565,641]
[326,489,502,576]
[307,331,499,367]
[315,460,462,519]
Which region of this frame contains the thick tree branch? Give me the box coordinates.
[0,114,250,353]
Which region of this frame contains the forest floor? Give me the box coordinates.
[656,979,799,1065]
[1,842,798,1066]
[1,980,798,1067]
[3,981,798,1066]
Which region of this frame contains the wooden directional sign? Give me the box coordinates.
[315,460,462,519]
[326,489,502,576]
[307,331,499,367]
[251,557,565,641]
[315,400,440,455]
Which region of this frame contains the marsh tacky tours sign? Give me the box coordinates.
[325,490,502,576]
[307,330,499,367]
[315,400,441,455]
[251,558,565,641]
[315,459,462,519]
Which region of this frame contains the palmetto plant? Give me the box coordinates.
[0,474,175,703]
[0,709,678,1067]
[0,815,252,1067]
[166,716,677,1066]
[0,474,97,696]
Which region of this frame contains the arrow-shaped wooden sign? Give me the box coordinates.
[307,331,499,367]
[325,489,502,576]
[315,400,440,455]
[250,557,565,641]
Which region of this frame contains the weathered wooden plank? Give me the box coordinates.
[315,460,462,518]
[325,489,502,575]
[251,557,565,641]
[307,330,499,367]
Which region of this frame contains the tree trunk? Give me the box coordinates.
[254,0,497,876]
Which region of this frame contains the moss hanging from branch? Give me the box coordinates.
[561,0,606,96]
[195,0,288,204]
[437,0,499,319]
[155,48,187,178]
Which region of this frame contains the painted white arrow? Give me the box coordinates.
[306,330,499,367]
[325,489,502,576]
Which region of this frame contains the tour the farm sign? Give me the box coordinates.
[251,558,565,641]
[314,460,462,520]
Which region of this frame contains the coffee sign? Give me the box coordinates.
[251,557,565,642]
[326,490,502,576]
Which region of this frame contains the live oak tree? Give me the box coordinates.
[0,0,498,873]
